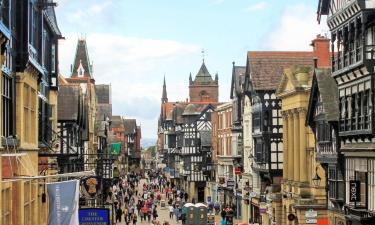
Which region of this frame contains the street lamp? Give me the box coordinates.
[312,166,321,186]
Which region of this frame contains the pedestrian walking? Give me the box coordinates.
[115,205,123,223]
[147,207,152,222]
[152,206,158,220]
[174,206,179,222]
[124,215,130,225]
[131,212,138,225]
[168,205,174,219]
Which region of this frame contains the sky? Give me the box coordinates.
[55,0,328,140]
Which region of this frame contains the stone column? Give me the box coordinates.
[282,112,288,180]
[293,109,300,182]
[287,111,294,181]
[298,108,307,182]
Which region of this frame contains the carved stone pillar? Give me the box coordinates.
[287,110,294,181]
[298,108,307,182]
[282,112,288,180]
[293,109,300,182]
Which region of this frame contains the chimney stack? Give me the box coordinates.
[311,34,330,68]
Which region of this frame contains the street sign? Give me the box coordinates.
[306,219,317,224]
[305,209,318,224]
[349,180,361,202]
[305,209,317,218]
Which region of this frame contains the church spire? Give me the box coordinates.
[71,38,93,78]
[162,75,168,103]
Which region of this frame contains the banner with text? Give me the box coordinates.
[48,180,80,225]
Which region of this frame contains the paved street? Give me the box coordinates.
[116,179,180,225]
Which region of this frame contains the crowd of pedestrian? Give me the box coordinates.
[105,171,188,225]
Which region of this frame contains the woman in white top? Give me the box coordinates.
[168,205,174,219]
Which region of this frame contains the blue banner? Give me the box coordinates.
[48,180,79,225]
[79,208,110,225]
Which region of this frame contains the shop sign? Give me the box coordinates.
[227,178,235,189]
[235,167,241,175]
[79,208,110,225]
[305,209,318,224]
[349,180,361,202]
[259,203,267,214]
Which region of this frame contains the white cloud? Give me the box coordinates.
[244,2,268,12]
[210,0,225,5]
[62,1,114,26]
[58,33,200,138]
[264,4,329,51]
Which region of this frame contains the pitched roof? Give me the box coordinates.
[315,69,339,121]
[58,85,81,121]
[192,61,217,85]
[45,2,62,36]
[276,66,313,96]
[183,104,200,116]
[71,39,93,78]
[96,84,111,104]
[124,119,137,135]
[247,51,314,90]
[111,115,124,129]
[230,65,246,98]
[97,104,112,121]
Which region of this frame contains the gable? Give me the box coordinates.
[276,69,296,95]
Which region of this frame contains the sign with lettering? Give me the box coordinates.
[305,209,318,224]
[227,178,235,189]
[349,180,361,202]
[79,208,110,225]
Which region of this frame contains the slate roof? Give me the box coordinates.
[248,51,314,90]
[45,2,62,36]
[95,121,108,137]
[71,39,93,78]
[192,61,217,85]
[183,104,200,116]
[97,104,112,121]
[96,84,111,104]
[124,119,137,135]
[111,115,124,129]
[230,65,246,98]
[58,85,81,121]
[315,68,339,121]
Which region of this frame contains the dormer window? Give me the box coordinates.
[77,60,85,77]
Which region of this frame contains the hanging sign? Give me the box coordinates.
[235,167,242,175]
[79,208,110,225]
[48,180,80,225]
[349,180,361,202]
[81,176,102,197]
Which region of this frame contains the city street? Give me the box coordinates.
[116,179,179,225]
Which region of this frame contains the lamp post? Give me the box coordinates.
[312,166,321,186]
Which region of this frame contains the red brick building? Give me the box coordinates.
[189,61,219,103]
